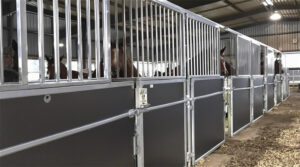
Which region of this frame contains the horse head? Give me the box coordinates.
[45,55,67,79]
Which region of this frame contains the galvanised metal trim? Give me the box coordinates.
[233,87,252,91]
[0,81,132,100]
[232,122,251,136]
[194,140,225,163]
[254,85,264,88]
[252,115,264,124]
[0,79,111,92]
[16,0,28,84]
[192,91,224,101]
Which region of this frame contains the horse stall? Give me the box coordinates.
[281,54,290,100]
[250,41,264,122]
[274,52,283,105]
[184,12,225,165]
[265,48,276,112]
[0,0,139,167]
[221,30,252,137]
[110,1,189,166]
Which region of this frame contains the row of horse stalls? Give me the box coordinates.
[220,28,279,137]
[0,0,291,167]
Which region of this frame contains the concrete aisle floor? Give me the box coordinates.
[196,88,300,167]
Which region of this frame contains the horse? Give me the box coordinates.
[47,41,139,79]
[3,40,19,82]
[153,47,230,77]
[46,56,89,80]
[109,42,139,78]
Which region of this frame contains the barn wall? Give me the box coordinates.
[236,21,300,52]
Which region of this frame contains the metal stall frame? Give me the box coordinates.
[251,75,264,123]
[111,0,186,81]
[0,0,112,91]
[227,75,252,137]
[134,78,188,167]
[190,76,225,164]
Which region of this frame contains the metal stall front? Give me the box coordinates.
[110,0,189,166]
[0,0,141,166]
[222,30,252,137]
[184,12,224,165]
[251,41,264,122]
[274,52,283,105]
[265,48,276,112]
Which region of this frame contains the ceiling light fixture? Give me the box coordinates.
[59,43,64,47]
[262,1,268,6]
[265,0,274,6]
[270,11,281,21]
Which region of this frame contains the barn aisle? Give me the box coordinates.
[196,88,300,167]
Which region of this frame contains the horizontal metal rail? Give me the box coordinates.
[232,87,252,91]
[193,91,224,101]
[253,85,264,89]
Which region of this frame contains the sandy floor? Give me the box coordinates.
[196,88,300,167]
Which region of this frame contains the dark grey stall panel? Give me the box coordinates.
[194,78,223,97]
[233,77,250,89]
[267,75,274,84]
[233,89,251,132]
[144,104,185,167]
[276,82,282,104]
[253,76,264,86]
[145,82,184,106]
[194,95,224,159]
[0,118,135,167]
[0,85,134,149]
[253,87,264,120]
[267,84,275,110]
[143,81,185,167]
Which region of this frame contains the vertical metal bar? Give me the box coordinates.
[130,0,133,77]
[168,9,171,76]
[103,0,111,80]
[136,0,140,76]
[66,0,72,81]
[123,0,127,78]
[171,11,175,77]
[159,5,162,77]
[141,0,145,77]
[38,0,45,83]
[186,18,190,76]
[53,0,60,81]
[210,26,212,75]
[150,2,154,77]
[212,27,215,75]
[155,4,159,77]
[114,1,119,78]
[77,0,83,80]
[175,13,179,76]
[86,0,92,79]
[145,0,149,77]
[0,0,3,84]
[94,0,101,79]
[201,23,204,75]
[181,14,184,76]
[164,7,167,76]
[196,21,199,76]
[204,24,207,75]
[217,29,220,75]
[193,20,195,76]
[193,20,197,75]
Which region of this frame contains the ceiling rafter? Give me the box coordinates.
[213,5,300,23]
